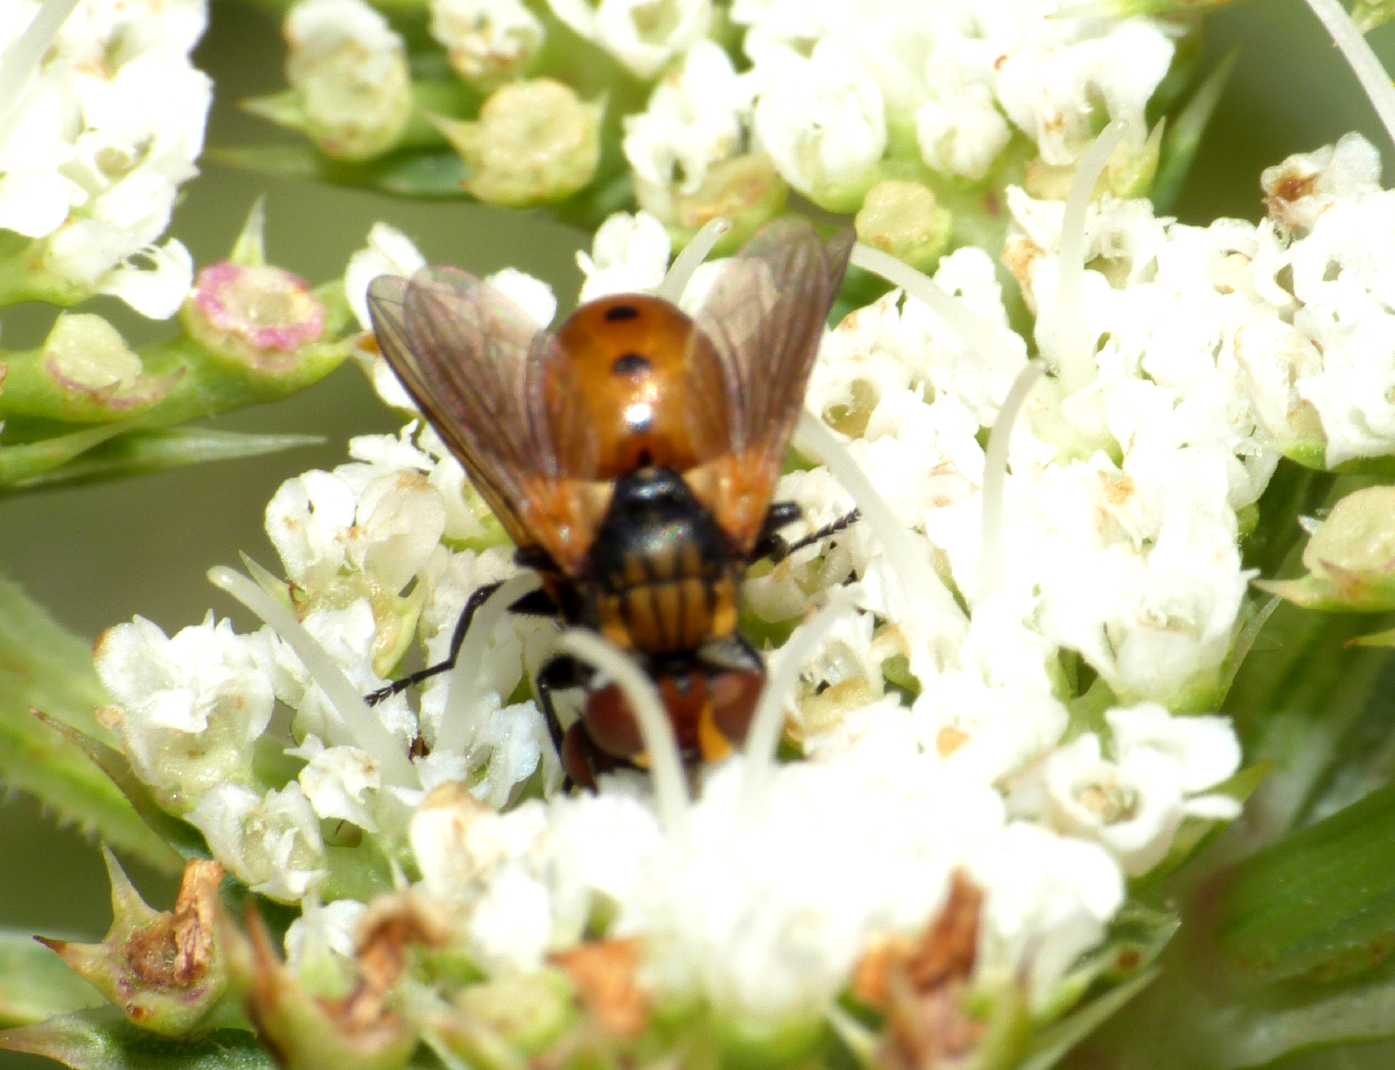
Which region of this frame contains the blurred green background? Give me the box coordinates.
[1,1,1394,1066]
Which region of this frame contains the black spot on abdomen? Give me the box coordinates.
[612,352,652,377]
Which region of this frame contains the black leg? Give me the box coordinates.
[759,508,861,563]
[365,580,505,706]
[535,654,587,757]
[731,631,764,671]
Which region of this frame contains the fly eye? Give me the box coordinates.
[612,352,652,377]
[604,304,640,322]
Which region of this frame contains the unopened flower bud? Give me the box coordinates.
[12,314,181,421]
[436,79,603,207]
[38,853,234,1036]
[282,0,412,161]
[636,153,787,251]
[1257,486,1395,612]
[429,0,543,89]
[1352,0,1395,30]
[854,181,952,275]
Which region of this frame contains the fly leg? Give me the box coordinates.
[365,581,557,706]
[535,654,587,759]
[752,501,860,564]
[758,508,861,564]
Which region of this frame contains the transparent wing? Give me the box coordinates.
[367,268,563,552]
[691,219,855,549]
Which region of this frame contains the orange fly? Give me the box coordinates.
[366,218,855,786]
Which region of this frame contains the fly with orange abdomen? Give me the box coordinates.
[366,218,856,787]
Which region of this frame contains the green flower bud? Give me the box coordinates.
[637,154,788,254]
[0,314,180,423]
[436,79,603,207]
[1352,0,1395,30]
[1256,486,1395,612]
[854,180,953,276]
[37,853,236,1037]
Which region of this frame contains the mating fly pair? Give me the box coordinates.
[366,219,857,787]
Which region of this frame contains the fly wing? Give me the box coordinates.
[690,219,855,551]
[367,268,583,559]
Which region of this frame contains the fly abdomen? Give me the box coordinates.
[587,468,739,654]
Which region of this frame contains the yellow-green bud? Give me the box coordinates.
[1353,0,1395,30]
[437,79,603,207]
[1256,486,1395,611]
[637,154,788,254]
[37,314,180,418]
[854,180,953,276]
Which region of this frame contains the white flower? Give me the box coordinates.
[350,469,449,594]
[188,783,327,903]
[545,0,712,79]
[283,898,366,988]
[970,822,1124,1009]
[265,469,360,589]
[751,39,886,209]
[575,211,672,302]
[1013,448,1248,706]
[429,0,543,87]
[993,17,1173,167]
[292,737,384,832]
[94,614,274,811]
[484,266,557,326]
[410,784,540,902]
[265,463,446,597]
[622,40,753,197]
[1262,140,1395,465]
[916,76,1011,182]
[1018,703,1241,875]
[345,222,427,332]
[0,0,208,317]
[1261,132,1382,235]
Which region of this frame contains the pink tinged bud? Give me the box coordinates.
[187,262,327,371]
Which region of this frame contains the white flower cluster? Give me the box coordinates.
[620,1,1176,215]
[108,145,1378,1025]
[0,0,209,317]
